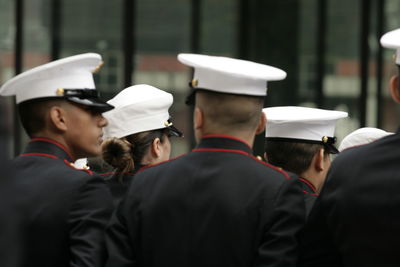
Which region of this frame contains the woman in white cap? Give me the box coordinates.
[100,84,183,205]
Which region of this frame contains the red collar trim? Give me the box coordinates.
[31,138,74,161]
[248,154,291,180]
[135,154,187,175]
[20,153,58,159]
[202,134,252,149]
[299,178,318,195]
[192,148,249,156]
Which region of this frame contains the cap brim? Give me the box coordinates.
[167,125,183,137]
[67,97,114,113]
[325,143,339,154]
[185,90,196,105]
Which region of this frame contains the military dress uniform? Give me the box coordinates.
[101,165,144,207]
[106,135,305,267]
[299,178,318,217]
[298,131,400,267]
[0,53,115,267]
[11,138,113,267]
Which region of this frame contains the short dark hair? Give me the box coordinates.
[196,90,264,132]
[265,140,328,175]
[18,98,64,138]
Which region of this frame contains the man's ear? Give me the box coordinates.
[255,112,267,135]
[49,106,67,132]
[194,106,204,131]
[389,75,400,103]
[314,149,326,172]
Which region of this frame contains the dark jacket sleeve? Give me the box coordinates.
[105,198,137,267]
[68,175,113,267]
[255,177,306,267]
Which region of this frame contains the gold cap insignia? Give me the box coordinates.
[322,136,329,143]
[164,121,173,127]
[92,61,105,73]
[190,79,199,87]
[56,88,64,96]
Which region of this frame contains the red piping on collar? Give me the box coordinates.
[31,138,74,161]
[20,153,58,159]
[202,134,252,149]
[248,154,291,180]
[192,148,249,156]
[99,172,135,176]
[64,160,93,175]
[192,148,291,180]
[135,154,187,175]
[299,178,318,195]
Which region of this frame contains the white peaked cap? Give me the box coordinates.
[263,106,348,141]
[103,84,181,139]
[380,28,400,65]
[177,53,286,96]
[339,127,393,152]
[0,53,103,104]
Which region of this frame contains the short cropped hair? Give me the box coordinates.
[196,90,264,133]
[18,98,64,138]
[265,140,328,175]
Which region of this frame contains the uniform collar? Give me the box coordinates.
[195,134,253,154]
[22,138,74,162]
[299,177,318,196]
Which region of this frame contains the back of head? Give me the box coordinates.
[196,90,264,135]
[265,140,326,175]
[339,127,393,152]
[102,129,167,176]
[18,98,65,138]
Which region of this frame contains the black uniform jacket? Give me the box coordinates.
[298,131,400,267]
[299,178,318,217]
[11,138,113,267]
[100,165,144,207]
[106,135,305,267]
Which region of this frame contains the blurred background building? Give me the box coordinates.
[1,0,400,158]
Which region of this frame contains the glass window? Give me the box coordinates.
[0,0,15,156]
[134,0,191,156]
[60,0,123,98]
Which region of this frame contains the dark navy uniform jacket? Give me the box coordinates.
[11,138,113,267]
[299,178,318,217]
[100,165,144,207]
[106,135,305,267]
[298,131,400,267]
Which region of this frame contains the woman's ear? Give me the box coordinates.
[389,75,400,103]
[151,138,162,158]
[49,106,67,132]
[255,112,267,135]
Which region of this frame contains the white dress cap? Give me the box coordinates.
[339,127,393,152]
[177,53,286,96]
[380,28,400,65]
[263,106,348,153]
[103,84,182,139]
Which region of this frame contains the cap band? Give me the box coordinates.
[58,88,100,99]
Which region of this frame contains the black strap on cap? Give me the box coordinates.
[57,88,99,99]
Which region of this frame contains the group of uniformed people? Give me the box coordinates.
[0,27,400,267]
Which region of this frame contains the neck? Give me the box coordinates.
[299,170,323,193]
[199,130,256,147]
[32,131,76,161]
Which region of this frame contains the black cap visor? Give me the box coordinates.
[67,97,114,113]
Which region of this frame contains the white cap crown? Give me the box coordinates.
[380,28,400,65]
[0,53,102,104]
[178,53,286,96]
[103,84,174,139]
[263,106,348,141]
